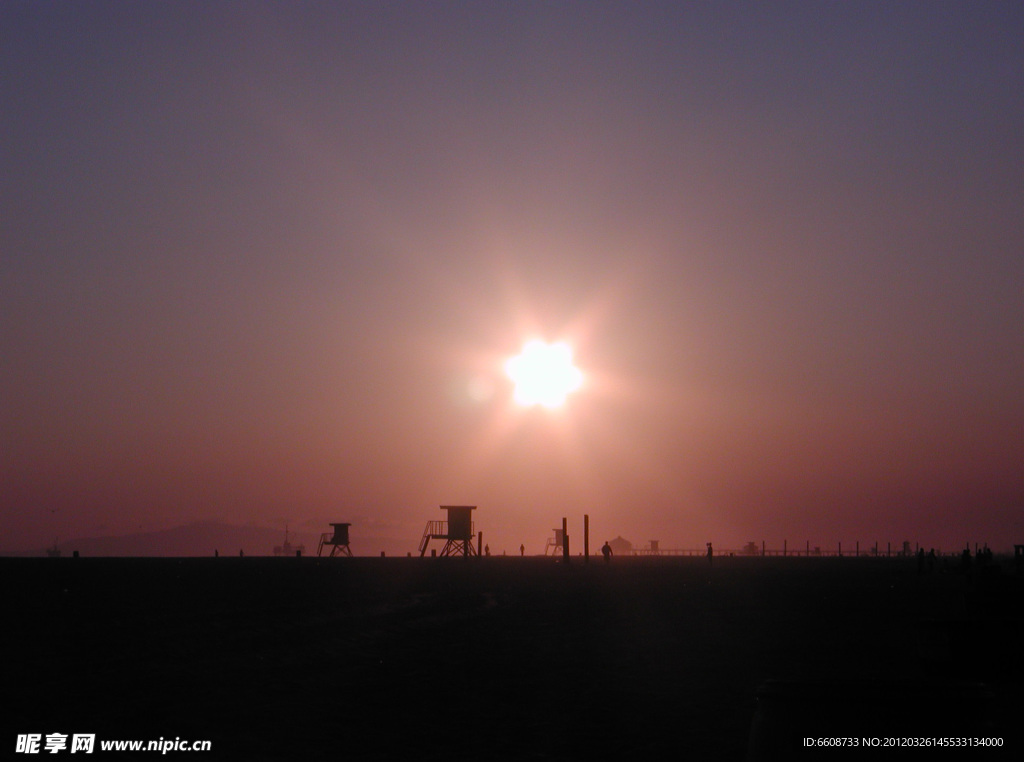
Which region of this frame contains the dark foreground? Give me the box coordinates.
[5,556,1023,760]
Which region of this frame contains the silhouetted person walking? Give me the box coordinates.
[601,541,612,562]
[520,544,525,556]
[706,542,713,566]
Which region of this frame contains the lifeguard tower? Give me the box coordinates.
[419,505,477,557]
[545,528,566,556]
[317,523,352,557]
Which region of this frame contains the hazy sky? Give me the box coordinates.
[3,1,1023,554]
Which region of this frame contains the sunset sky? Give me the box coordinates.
[3,1,1023,554]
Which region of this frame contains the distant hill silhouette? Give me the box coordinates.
[7,521,406,558]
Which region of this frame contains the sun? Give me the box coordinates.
[505,340,583,408]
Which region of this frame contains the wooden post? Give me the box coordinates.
[838,541,842,557]
[478,531,483,557]
[783,540,787,557]
[584,514,590,563]
[562,517,569,562]
[856,541,859,557]
[762,540,765,557]
[806,540,810,557]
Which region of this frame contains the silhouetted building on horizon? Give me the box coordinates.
[608,536,633,557]
[317,523,352,557]
[419,506,478,557]
[545,528,566,556]
[274,525,306,556]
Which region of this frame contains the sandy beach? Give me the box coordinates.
[6,555,1021,759]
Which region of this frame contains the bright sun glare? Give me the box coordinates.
[505,340,583,408]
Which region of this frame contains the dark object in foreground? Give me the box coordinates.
[6,556,1022,760]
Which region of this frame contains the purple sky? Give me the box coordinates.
[3,1,1023,554]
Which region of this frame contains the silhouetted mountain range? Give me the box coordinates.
[8,521,406,558]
